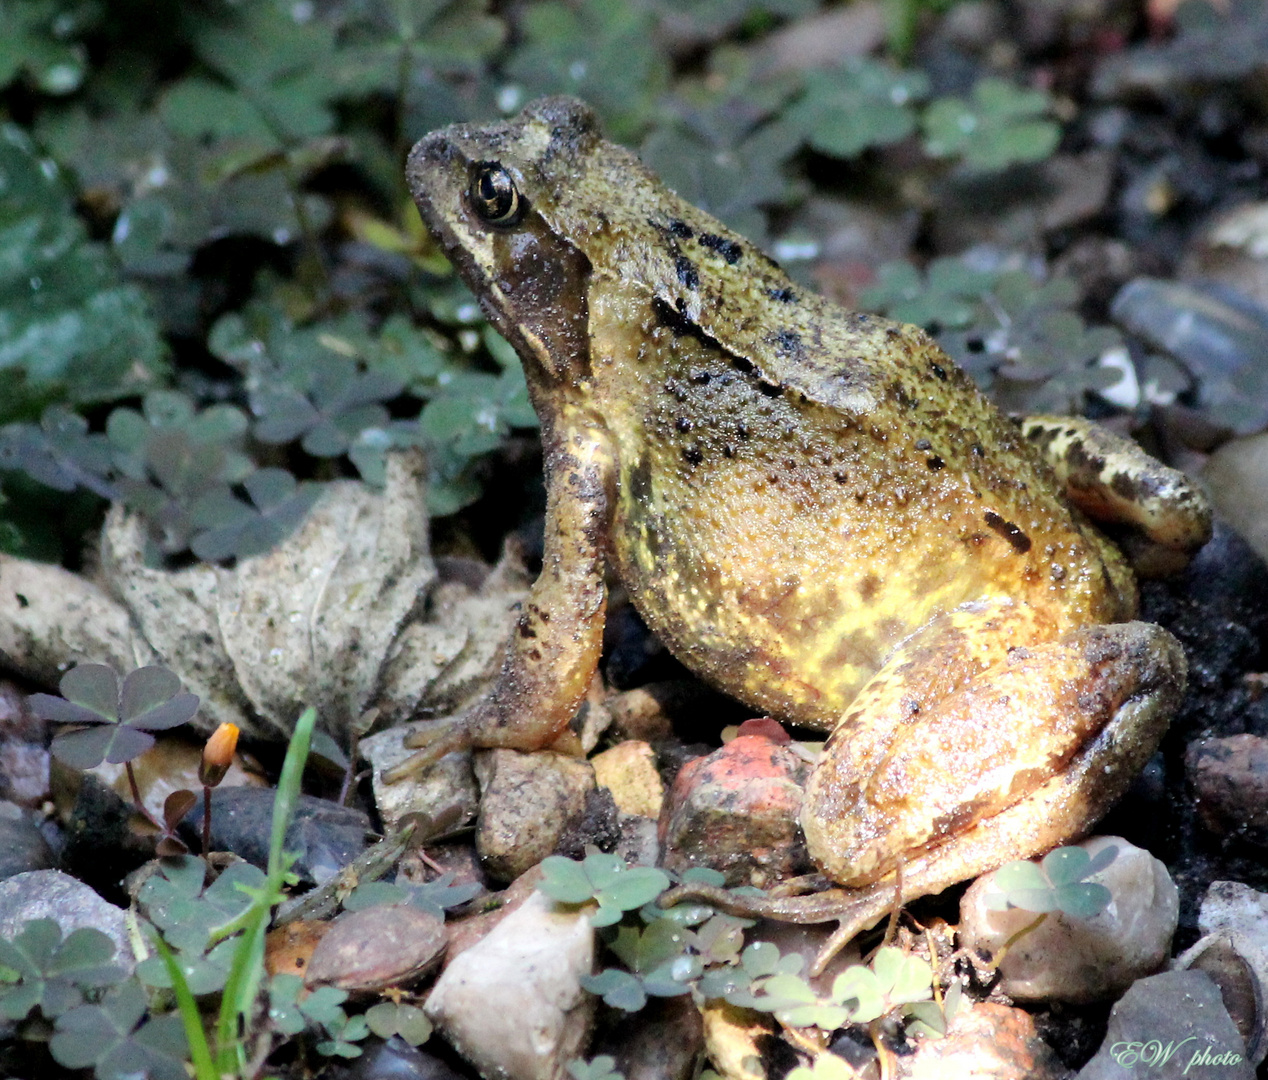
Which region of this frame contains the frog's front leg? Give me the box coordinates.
[385,413,616,781]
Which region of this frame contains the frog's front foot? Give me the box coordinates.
[381,712,477,783]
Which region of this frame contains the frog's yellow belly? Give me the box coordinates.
[607,423,1133,731]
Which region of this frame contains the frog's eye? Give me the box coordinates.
[469,162,525,228]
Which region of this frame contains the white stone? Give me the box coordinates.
[425,890,595,1080]
[959,836,1178,1003]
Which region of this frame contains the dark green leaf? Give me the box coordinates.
[51,723,154,769]
[580,968,646,1012]
[60,663,119,719]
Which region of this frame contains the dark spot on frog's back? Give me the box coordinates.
[629,455,653,501]
[768,287,796,303]
[668,219,694,239]
[675,255,699,290]
[983,511,1032,554]
[699,233,743,265]
[773,329,803,359]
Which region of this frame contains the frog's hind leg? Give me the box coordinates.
[805,610,1183,888]
[1020,414,1211,576]
[660,613,1183,971]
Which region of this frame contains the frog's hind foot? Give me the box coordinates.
[657,880,901,975]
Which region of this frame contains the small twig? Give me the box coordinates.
[869,1017,895,1080]
[880,864,903,950]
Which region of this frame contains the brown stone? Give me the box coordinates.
[659,734,811,887]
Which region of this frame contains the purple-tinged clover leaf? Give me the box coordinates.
[29,663,200,770]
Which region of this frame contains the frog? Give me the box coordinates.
[398,96,1212,948]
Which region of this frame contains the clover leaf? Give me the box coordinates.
[784,59,929,159]
[921,77,1060,172]
[985,844,1118,918]
[504,0,669,142]
[0,406,116,499]
[0,919,124,1021]
[186,468,323,562]
[49,980,188,1080]
[343,872,481,920]
[860,258,1002,332]
[539,854,671,927]
[0,0,96,96]
[568,1054,625,1080]
[29,663,199,770]
[0,123,165,423]
[364,1001,432,1046]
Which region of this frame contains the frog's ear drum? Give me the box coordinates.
[469,162,526,228]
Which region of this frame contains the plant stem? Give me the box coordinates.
[990,912,1048,969]
[203,785,213,859]
[124,760,163,832]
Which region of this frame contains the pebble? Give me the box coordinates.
[425,890,595,1080]
[1183,201,1268,309]
[0,801,53,880]
[658,733,812,887]
[443,866,542,966]
[1203,436,1268,566]
[606,686,674,743]
[1196,880,1268,1062]
[1173,933,1266,1066]
[474,748,595,883]
[591,740,664,819]
[0,681,49,808]
[305,904,446,992]
[959,836,1178,1004]
[593,995,704,1080]
[0,869,135,973]
[1076,970,1252,1079]
[1111,277,1268,434]
[362,723,480,834]
[1185,735,1268,846]
[320,1037,470,1080]
[184,787,371,884]
[904,1001,1067,1080]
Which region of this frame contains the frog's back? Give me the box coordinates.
[408,97,1136,729]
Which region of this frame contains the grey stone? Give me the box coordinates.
[960,836,1178,1004]
[0,870,135,973]
[474,749,594,883]
[1077,971,1252,1079]
[0,802,53,880]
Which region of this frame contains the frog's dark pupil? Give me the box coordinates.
[470,162,523,226]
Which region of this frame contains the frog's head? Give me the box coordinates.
[407,96,613,387]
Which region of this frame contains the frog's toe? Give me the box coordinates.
[381,715,473,783]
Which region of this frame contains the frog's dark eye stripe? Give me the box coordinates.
[469,161,525,227]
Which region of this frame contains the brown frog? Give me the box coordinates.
[399,97,1211,945]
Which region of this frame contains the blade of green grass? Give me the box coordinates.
[213,705,317,1075]
[155,936,218,1080]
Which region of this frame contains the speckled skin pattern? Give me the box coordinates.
[405,97,1210,926]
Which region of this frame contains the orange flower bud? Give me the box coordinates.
[199,723,239,788]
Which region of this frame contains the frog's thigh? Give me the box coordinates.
[468,418,617,751]
[803,612,1184,887]
[1020,414,1211,575]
